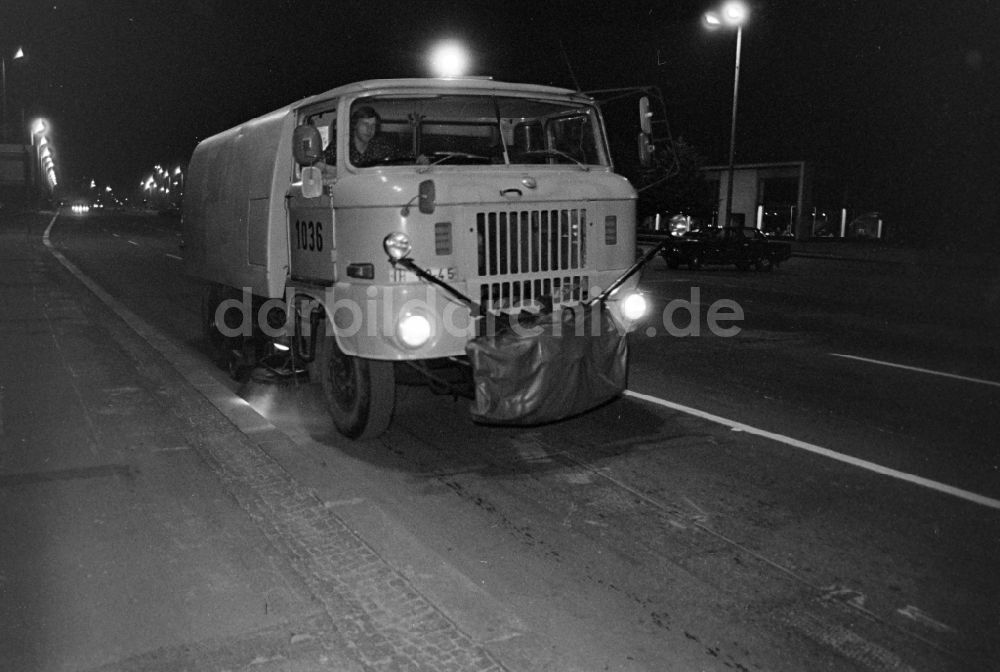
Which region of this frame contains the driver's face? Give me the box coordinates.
[354,117,377,143]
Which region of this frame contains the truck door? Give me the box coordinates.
[288,106,338,286]
[287,188,336,285]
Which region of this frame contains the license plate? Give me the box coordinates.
[391,267,456,283]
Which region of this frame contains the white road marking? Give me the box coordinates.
[896,605,956,634]
[623,389,1000,510]
[165,253,183,261]
[127,240,139,246]
[830,353,1000,389]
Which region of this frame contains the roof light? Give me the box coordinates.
[429,41,469,77]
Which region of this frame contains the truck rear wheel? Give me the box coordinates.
[318,325,395,440]
[201,283,238,370]
[201,283,225,350]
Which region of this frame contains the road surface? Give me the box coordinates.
[2,208,996,671]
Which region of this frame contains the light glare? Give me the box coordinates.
[398,314,432,348]
[430,42,469,78]
[722,1,748,25]
[620,293,648,322]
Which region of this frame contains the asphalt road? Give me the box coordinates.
[29,208,1000,670]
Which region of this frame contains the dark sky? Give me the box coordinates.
[3,0,997,241]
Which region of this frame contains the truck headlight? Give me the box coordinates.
[383,231,412,260]
[619,292,648,322]
[397,313,432,348]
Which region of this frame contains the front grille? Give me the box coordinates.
[479,276,590,312]
[475,208,589,312]
[476,209,586,276]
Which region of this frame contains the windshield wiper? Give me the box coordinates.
[520,149,590,171]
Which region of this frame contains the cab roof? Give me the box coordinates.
[196,78,597,150]
[293,77,593,111]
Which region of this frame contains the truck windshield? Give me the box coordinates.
[347,95,609,169]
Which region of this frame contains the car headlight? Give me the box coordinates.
[383,231,411,260]
[619,292,648,322]
[397,313,432,348]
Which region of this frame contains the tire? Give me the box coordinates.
[318,322,395,440]
[201,283,237,368]
[200,283,225,351]
[203,284,256,379]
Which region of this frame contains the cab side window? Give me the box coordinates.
[302,106,337,170]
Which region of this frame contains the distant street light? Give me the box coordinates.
[2,46,25,142]
[704,1,748,227]
[30,117,57,197]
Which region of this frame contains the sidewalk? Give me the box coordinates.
[0,210,505,671]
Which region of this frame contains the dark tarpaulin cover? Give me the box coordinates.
[466,303,628,425]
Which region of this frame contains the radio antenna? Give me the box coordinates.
[559,40,582,91]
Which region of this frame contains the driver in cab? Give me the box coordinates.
[324,105,400,167]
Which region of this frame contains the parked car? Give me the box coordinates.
[639,225,791,271]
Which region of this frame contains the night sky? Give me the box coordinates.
[3,0,996,243]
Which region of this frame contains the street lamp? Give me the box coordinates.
[2,47,25,142]
[704,1,748,227]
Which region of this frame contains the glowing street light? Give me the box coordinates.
[2,46,25,142]
[30,117,57,195]
[704,1,748,227]
[429,41,469,78]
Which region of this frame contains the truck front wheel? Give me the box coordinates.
[318,326,396,440]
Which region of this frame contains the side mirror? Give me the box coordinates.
[637,132,654,168]
[301,166,323,199]
[418,179,436,214]
[292,125,323,167]
[639,96,653,135]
